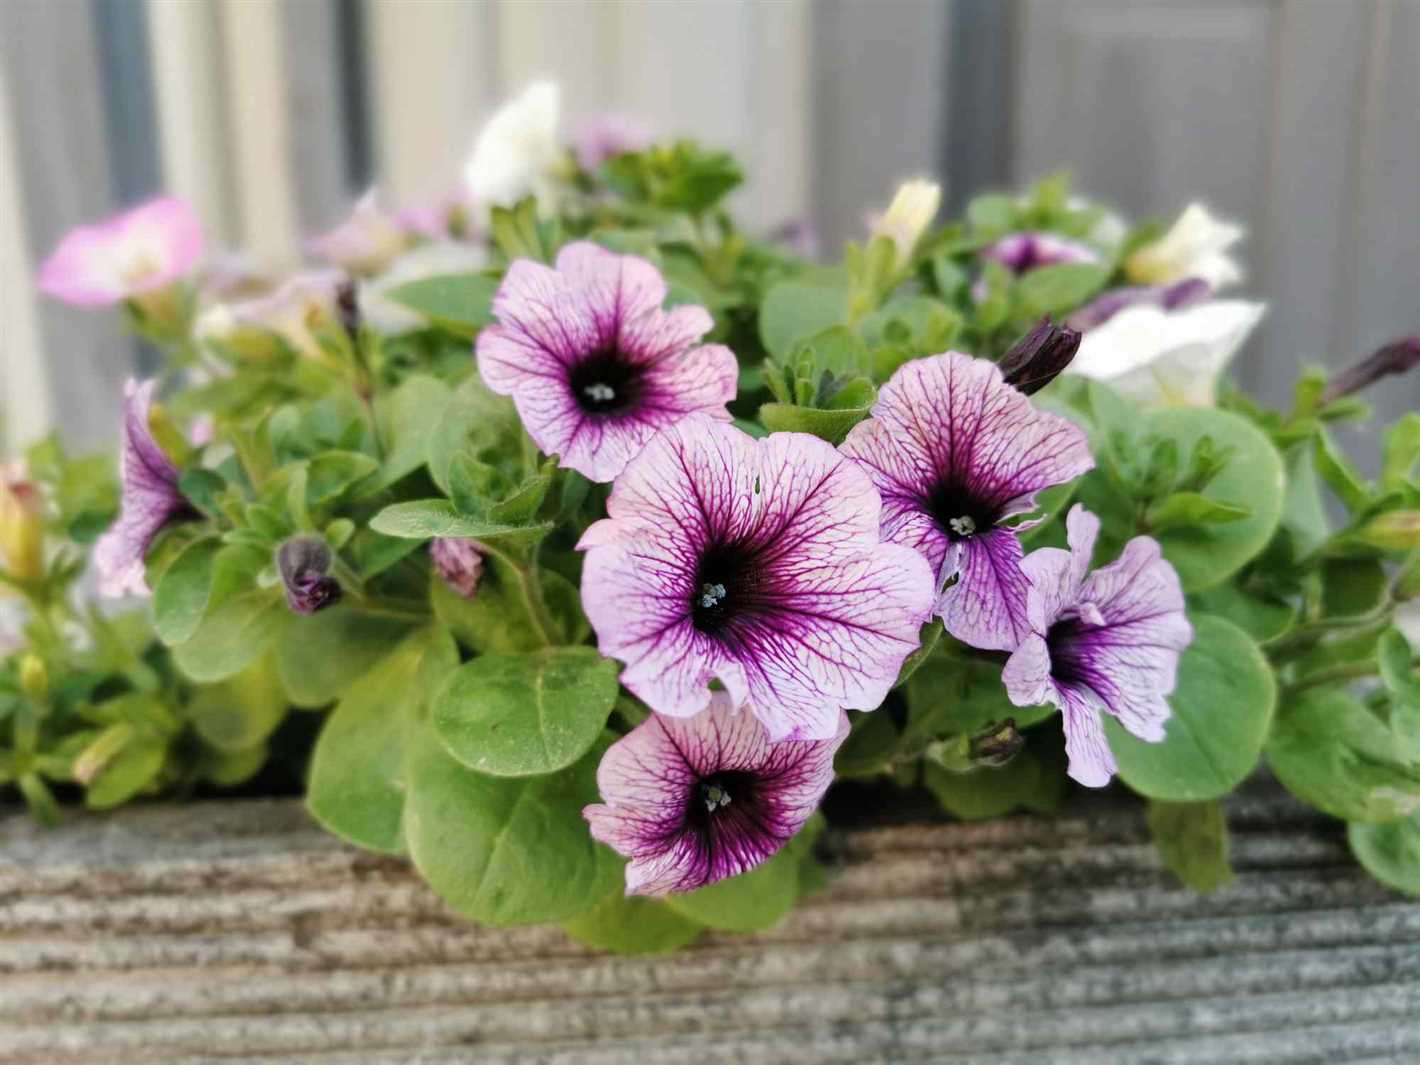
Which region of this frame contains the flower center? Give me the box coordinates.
[926,482,995,543]
[690,542,760,635]
[688,771,756,832]
[569,350,644,415]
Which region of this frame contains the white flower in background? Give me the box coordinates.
[307,189,408,276]
[198,270,344,361]
[1126,202,1245,290]
[1067,299,1267,407]
[359,241,490,335]
[871,179,942,270]
[1396,601,1420,649]
[463,82,563,217]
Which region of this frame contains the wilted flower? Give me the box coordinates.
[0,462,44,585]
[980,231,1100,274]
[477,241,737,482]
[203,270,344,361]
[572,113,651,172]
[579,415,933,741]
[38,196,203,307]
[358,241,489,335]
[1126,202,1244,290]
[1067,277,1211,332]
[871,179,941,270]
[1003,506,1192,787]
[998,317,1082,395]
[463,81,563,215]
[584,693,848,895]
[1067,299,1266,407]
[307,189,408,276]
[840,352,1094,651]
[276,537,341,615]
[93,380,194,598]
[431,537,484,600]
[1320,336,1420,406]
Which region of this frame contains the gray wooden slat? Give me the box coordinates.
[0,788,1414,1063]
[282,0,358,232]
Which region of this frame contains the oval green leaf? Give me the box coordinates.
[562,893,704,955]
[1349,812,1420,896]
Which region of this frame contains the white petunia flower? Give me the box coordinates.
[463,82,563,218]
[871,179,942,270]
[1126,203,1245,290]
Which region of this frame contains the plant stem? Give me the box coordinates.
[1282,660,1379,698]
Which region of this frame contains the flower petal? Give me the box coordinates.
[936,527,1031,651]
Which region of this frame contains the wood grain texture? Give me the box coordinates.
[1,788,1417,1063]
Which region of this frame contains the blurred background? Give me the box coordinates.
[2,0,1417,458]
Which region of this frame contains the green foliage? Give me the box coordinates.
[384,274,498,335]
[563,892,704,954]
[922,746,1065,820]
[602,141,743,214]
[1349,811,1420,895]
[1147,800,1234,893]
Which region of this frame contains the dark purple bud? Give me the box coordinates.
[277,536,341,615]
[968,718,1025,767]
[999,317,1081,395]
[431,537,484,600]
[1321,336,1420,406]
[335,278,360,340]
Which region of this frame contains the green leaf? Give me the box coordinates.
[1279,443,1331,559]
[426,376,522,496]
[1354,510,1420,553]
[185,653,288,752]
[1015,263,1111,317]
[904,644,1054,743]
[1379,628,1420,708]
[384,273,498,333]
[1144,409,1285,592]
[1322,558,1389,619]
[1145,491,1250,533]
[152,536,222,646]
[275,605,415,708]
[1314,428,1372,512]
[758,280,846,357]
[431,554,581,653]
[562,893,704,955]
[1349,811,1420,895]
[84,734,166,809]
[434,648,619,777]
[404,728,622,926]
[375,374,454,487]
[1106,614,1275,801]
[1187,583,1295,644]
[922,747,1065,821]
[304,451,379,506]
[1382,413,1420,489]
[1267,690,1420,823]
[307,626,458,854]
[758,402,870,445]
[370,499,552,548]
[664,816,823,932]
[965,193,1014,235]
[173,590,285,682]
[1147,800,1234,893]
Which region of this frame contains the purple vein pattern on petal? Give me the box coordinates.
[584,693,848,895]
[1003,505,1193,787]
[579,415,933,741]
[840,351,1093,650]
[93,379,189,598]
[475,241,736,482]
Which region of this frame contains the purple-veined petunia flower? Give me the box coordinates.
[579,415,933,741]
[39,197,203,307]
[572,113,652,172]
[980,231,1100,275]
[431,537,484,600]
[839,352,1094,651]
[1003,505,1192,787]
[584,692,848,895]
[307,189,408,276]
[1067,277,1211,332]
[276,537,342,615]
[477,241,738,482]
[93,380,194,598]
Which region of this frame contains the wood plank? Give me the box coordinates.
[0,788,1413,1062]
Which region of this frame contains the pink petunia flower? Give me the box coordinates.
[477,241,737,482]
[431,537,484,600]
[980,231,1100,275]
[572,113,652,172]
[93,380,194,598]
[307,189,409,276]
[38,197,204,306]
[1003,505,1192,787]
[579,414,933,741]
[584,693,848,895]
[839,352,1094,651]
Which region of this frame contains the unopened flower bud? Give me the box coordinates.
[871,179,941,271]
[19,653,48,703]
[1320,336,1420,407]
[0,463,44,584]
[277,536,341,615]
[431,537,485,600]
[336,278,361,341]
[999,317,1081,395]
[968,718,1025,767]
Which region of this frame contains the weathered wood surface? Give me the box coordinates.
[1,791,1418,1064]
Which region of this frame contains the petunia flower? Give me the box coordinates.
[463,81,563,217]
[307,189,409,276]
[1003,505,1192,787]
[38,196,203,307]
[584,692,848,895]
[840,352,1094,651]
[869,179,941,270]
[430,537,484,600]
[477,241,738,482]
[1067,299,1266,407]
[980,231,1100,275]
[1067,277,1211,332]
[276,537,341,615]
[1125,202,1244,290]
[579,415,933,741]
[93,380,194,598]
[572,113,651,172]
[200,270,345,362]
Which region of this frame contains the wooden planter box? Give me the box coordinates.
[3,788,1418,1063]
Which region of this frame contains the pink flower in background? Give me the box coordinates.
[38,197,203,306]
[93,380,193,598]
[840,352,1094,651]
[579,415,933,741]
[1003,506,1192,787]
[980,231,1100,275]
[585,693,847,895]
[572,113,652,172]
[307,189,408,276]
[477,241,737,482]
